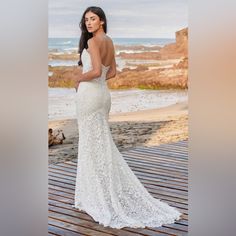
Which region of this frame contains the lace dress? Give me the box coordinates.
[73,48,182,229]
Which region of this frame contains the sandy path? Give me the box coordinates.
[48,101,188,164]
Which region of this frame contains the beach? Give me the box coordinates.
[48,29,188,90]
[48,100,188,164]
[48,29,188,164]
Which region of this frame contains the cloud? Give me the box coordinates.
[49,0,188,38]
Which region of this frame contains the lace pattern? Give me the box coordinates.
[73,49,182,229]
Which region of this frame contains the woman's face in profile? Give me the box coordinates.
[85,11,102,33]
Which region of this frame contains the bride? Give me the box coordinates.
[72,6,182,229]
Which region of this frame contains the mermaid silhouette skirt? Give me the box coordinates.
[72,49,182,229]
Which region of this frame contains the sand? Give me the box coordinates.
[48,100,188,164]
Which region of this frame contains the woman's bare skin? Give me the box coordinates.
[73,10,116,90]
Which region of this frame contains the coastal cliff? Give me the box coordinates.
[48,27,188,89]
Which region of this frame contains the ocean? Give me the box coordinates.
[48,37,176,68]
[48,37,175,53]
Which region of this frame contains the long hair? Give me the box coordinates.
[78,6,107,66]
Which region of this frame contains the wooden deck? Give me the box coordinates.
[48,140,188,236]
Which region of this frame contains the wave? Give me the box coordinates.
[61,40,72,45]
[63,47,78,51]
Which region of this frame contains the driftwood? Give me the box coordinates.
[48,128,66,147]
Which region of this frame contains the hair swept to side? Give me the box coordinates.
[78,6,107,66]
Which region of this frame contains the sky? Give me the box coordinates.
[49,0,188,38]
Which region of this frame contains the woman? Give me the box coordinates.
[72,6,182,229]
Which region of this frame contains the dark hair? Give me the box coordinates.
[78,6,107,66]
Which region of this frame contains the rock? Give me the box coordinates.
[159,28,188,59]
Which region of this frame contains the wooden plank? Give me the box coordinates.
[48,194,188,217]
[48,224,88,235]
[48,172,188,198]
[63,154,188,168]
[48,176,188,202]
[52,159,188,176]
[133,144,188,156]
[49,169,188,191]
[59,159,188,177]
[49,171,188,191]
[58,159,188,174]
[138,144,188,155]
[50,206,178,236]
[49,207,183,236]
[49,217,114,236]
[49,167,188,190]
[48,231,60,236]
[48,189,188,214]
[134,148,188,160]
[130,142,188,153]
[58,159,188,173]
[49,140,188,235]
[48,200,178,236]
[48,173,188,204]
[48,174,188,200]
[123,153,188,168]
[48,182,188,208]
[48,190,188,213]
[48,182,188,209]
[127,149,187,162]
[49,164,188,183]
[49,166,188,186]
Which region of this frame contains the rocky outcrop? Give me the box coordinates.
[118,51,162,60]
[48,65,79,87]
[49,56,188,89]
[115,45,162,52]
[117,27,188,60]
[107,64,188,90]
[48,28,188,90]
[173,56,188,69]
[48,53,79,60]
[159,28,188,59]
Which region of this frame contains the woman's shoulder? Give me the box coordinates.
[87,37,101,50]
[88,35,114,53]
[105,35,115,45]
[105,35,112,41]
[104,35,115,49]
[91,35,113,46]
[87,37,96,46]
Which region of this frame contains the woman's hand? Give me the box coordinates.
[74,79,80,92]
[72,67,82,92]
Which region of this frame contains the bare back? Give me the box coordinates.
[88,35,115,67]
[86,34,116,80]
[99,36,115,67]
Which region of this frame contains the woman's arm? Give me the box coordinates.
[78,38,102,82]
[106,56,117,80]
[106,42,117,80]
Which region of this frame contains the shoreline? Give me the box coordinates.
[48,101,188,165]
[109,100,188,122]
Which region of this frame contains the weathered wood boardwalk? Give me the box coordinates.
[48,140,188,235]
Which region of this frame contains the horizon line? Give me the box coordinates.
[48,37,176,39]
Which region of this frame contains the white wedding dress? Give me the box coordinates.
[73,48,181,229]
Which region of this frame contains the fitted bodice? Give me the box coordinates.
[81,48,110,82]
[76,48,112,121]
